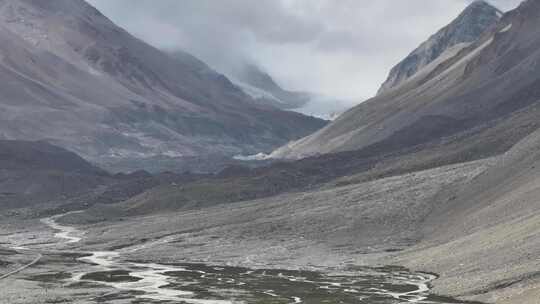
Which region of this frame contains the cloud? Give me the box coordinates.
[86,0,522,103]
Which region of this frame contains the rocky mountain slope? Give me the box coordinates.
[0,140,110,209]
[0,139,210,213]
[271,0,540,164]
[0,0,325,172]
[378,0,502,95]
[394,124,540,304]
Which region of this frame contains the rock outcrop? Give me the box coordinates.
[377,0,501,95]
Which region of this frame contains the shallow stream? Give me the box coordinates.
[13,215,469,304]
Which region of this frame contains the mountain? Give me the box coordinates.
[271,0,540,165]
[0,0,326,172]
[0,140,105,174]
[0,139,208,212]
[377,0,502,95]
[7,2,540,303]
[0,140,110,208]
[229,63,311,110]
[225,63,352,120]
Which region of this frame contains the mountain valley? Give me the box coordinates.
[1,1,540,304]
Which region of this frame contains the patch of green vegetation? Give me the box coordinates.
[0,248,17,255]
[27,272,72,282]
[81,270,142,283]
[45,298,72,303]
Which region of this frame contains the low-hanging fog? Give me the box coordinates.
[87,0,521,108]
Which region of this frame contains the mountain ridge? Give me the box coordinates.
[377,0,502,95]
[270,0,532,162]
[222,62,352,120]
[229,63,311,110]
[0,0,326,172]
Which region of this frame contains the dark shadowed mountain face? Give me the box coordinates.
[0,140,111,209]
[271,0,540,165]
[0,140,211,211]
[377,0,502,95]
[0,0,325,173]
[0,140,104,174]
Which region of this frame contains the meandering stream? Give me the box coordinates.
[28,214,467,304]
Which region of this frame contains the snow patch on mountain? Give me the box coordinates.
[499,23,512,33]
[233,153,271,161]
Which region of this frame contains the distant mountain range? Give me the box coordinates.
[0,140,110,208]
[0,0,326,173]
[228,63,311,110]
[224,63,353,120]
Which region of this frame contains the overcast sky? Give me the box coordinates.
[87,0,522,105]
